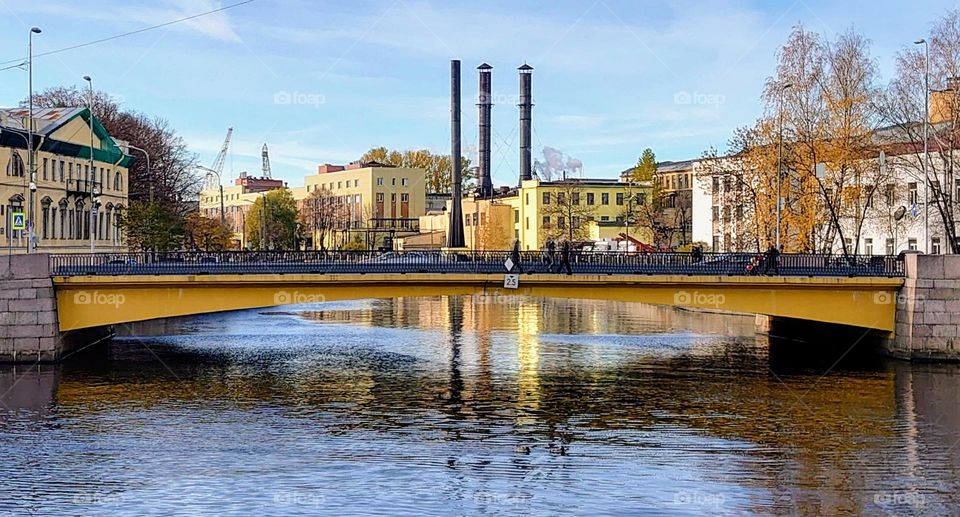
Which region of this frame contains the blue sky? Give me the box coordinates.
[1,0,956,187]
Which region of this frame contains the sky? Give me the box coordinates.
[0,0,957,188]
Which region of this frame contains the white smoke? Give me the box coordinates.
[534,146,583,181]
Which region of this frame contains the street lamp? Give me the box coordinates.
[125,143,152,202]
[915,38,930,253]
[775,82,792,250]
[83,75,98,253]
[197,166,226,225]
[26,26,41,253]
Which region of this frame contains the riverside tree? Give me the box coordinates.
[244,189,301,250]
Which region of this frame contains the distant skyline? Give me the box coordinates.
[1,0,956,188]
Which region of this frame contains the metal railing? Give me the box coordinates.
[48,250,905,277]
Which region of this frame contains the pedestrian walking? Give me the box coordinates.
[545,240,557,272]
[510,240,524,273]
[558,240,573,275]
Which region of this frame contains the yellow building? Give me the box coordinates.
[0,107,133,253]
[510,178,653,250]
[406,178,654,251]
[199,161,427,250]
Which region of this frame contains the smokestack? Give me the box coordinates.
[518,63,534,185]
[447,59,466,249]
[477,63,493,198]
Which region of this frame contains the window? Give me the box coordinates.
[376,177,384,186]
[514,210,519,223]
[542,216,551,227]
[542,192,550,205]
[375,193,384,202]
[908,182,918,205]
[956,179,960,202]
[735,205,744,219]
[525,217,529,230]
[601,192,609,205]
[908,238,917,251]
[558,217,566,229]
[712,176,720,191]
[42,206,49,238]
[637,193,647,206]
[69,163,74,181]
[401,178,408,186]
[886,238,895,255]
[392,178,396,186]
[400,193,409,202]
[712,206,719,219]
[864,238,873,255]
[586,193,595,205]
[932,237,942,255]
[570,192,579,205]
[43,158,48,180]
[885,183,896,205]
[354,179,359,187]
[6,152,24,177]
[616,192,624,206]
[601,215,609,221]
[525,193,530,205]
[557,192,566,205]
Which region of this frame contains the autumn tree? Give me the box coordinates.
[878,9,960,253]
[119,201,184,252]
[25,87,200,214]
[184,212,233,251]
[539,182,598,245]
[300,187,338,250]
[245,189,302,250]
[360,147,473,193]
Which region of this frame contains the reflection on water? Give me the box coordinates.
[1,296,958,515]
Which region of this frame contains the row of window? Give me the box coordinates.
[530,191,644,207]
[4,153,125,192]
[2,203,122,243]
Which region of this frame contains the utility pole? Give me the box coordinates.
[26,27,41,253]
[916,38,931,253]
[84,75,97,253]
[775,82,792,250]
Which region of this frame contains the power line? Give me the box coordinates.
[0,0,256,68]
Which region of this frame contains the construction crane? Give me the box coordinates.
[261,143,272,179]
[202,127,233,191]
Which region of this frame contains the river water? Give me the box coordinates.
[1,296,958,516]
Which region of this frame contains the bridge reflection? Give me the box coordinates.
[1,296,957,513]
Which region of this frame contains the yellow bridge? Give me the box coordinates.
[53,273,904,333]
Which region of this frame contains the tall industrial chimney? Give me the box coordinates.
[477,63,493,198]
[518,63,534,185]
[447,59,466,249]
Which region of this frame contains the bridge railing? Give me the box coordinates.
[48,250,905,277]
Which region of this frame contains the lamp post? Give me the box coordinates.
[915,38,930,253]
[83,76,98,253]
[775,82,793,250]
[125,144,152,202]
[197,166,226,225]
[26,26,41,253]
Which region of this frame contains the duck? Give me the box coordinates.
[514,445,532,454]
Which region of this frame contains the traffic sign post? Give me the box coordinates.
[11,211,25,231]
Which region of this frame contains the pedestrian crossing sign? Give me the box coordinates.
[11,211,25,231]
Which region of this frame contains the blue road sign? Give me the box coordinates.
[11,211,25,231]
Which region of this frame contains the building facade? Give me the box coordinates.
[0,107,133,254]
[199,161,427,250]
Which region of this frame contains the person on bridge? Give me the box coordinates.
[557,240,573,275]
[764,245,781,275]
[545,240,557,272]
[511,240,524,273]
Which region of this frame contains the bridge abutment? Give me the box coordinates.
[886,254,960,361]
[0,254,110,363]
